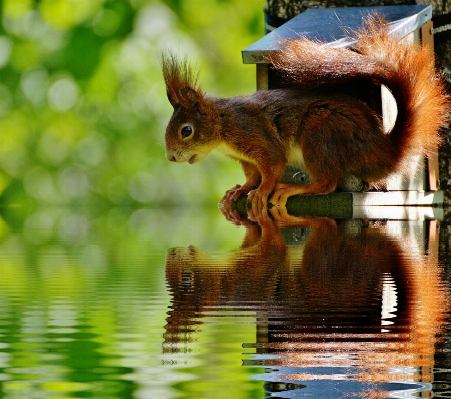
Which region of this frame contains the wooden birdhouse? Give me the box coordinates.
[242,5,442,208]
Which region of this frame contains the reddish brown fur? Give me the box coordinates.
[271,16,448,166]
[164,216,448,383]
[162,52,204,108]
[162,17,449,211]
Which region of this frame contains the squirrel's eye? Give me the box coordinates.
[181,125,193,139]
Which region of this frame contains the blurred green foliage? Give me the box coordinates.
[0,0,264,215]
[0,3,265,395]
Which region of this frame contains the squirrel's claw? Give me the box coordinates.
[219,184,241,205]
[219,205,253,227]
[219,184,252,219]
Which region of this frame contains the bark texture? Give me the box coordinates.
[266,1,416,20]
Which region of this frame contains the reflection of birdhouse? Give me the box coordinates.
[242,5,442,207]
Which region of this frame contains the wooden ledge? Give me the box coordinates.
[234,191,443,220]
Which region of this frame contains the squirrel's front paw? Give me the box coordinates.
[219,184,247,205]
[247,188,270,215]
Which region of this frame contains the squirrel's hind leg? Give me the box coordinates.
[270,179,338,207]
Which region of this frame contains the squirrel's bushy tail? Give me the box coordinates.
[270,16,449,169]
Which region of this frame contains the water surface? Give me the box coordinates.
[0,206,450,399]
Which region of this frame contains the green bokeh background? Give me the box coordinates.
[0,0,264,215]
[0,5,265,396]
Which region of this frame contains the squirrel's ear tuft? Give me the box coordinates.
[161,51,203,109]
[166,87,180,108]
[179,86,201,108]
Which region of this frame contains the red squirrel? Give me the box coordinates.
[162,17,449,212]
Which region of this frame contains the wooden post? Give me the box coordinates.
[256,64,269,90]
[421,20,440,191]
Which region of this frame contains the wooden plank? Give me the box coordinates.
[352,205,443,221]
[421,20,435,52]
[233,191,443,220]
[352,191,443,206]
[428,219,439,262]
[256,64,269,91]
[421,20,440,191]
[427,145,440,191]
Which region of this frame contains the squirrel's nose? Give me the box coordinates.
[166,150,179,162]
[166,151,183,162]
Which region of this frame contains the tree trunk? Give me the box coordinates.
[266,1,416,21]
[265,0,451,205]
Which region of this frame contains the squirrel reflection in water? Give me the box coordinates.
[164,211,448,387]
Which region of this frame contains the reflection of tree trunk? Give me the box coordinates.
[265,1,451,206]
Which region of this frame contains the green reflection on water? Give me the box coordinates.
[0,206,261,399]
[0,205,450,399]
